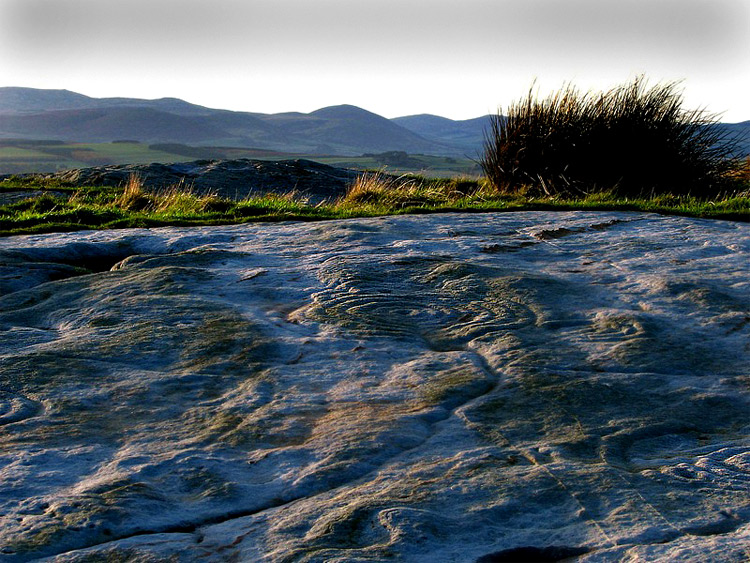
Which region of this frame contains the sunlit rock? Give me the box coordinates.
[0,211,748,561]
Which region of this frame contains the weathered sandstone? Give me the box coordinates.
[0,211,748,561]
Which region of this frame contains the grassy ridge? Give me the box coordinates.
[1,172,748,237]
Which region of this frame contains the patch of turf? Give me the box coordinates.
[0,172,747,237]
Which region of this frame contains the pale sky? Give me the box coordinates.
[1,0,749,121]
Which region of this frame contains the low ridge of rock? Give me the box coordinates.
[32,158,364,202]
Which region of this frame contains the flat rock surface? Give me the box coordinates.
[0,211,748,562]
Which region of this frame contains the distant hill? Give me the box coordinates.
[0,88,456,156]
[267,105,443,154]
[720,121,750,157]
[0,87,94,113]
[0,107,231,144]
[0,87,215,116]
[391,114,493,156]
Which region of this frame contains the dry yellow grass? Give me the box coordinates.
[338,171,487,208]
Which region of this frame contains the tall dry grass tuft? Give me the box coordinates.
[151,180,217,213]
[339,171,427,206]
[113,175,224,214]
[480,77,746,198]
[114,174,153,211]
[338,172,491,209]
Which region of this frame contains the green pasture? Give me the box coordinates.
[0,146,59,160]
[60,142,193,163]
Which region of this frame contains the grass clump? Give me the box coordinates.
[111,174,228,214]
[340,171,441,207]
[480,77,746,198]
[337,171,486,212]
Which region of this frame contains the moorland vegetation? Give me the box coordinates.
[479,76,746,197]
[0,78,748,236]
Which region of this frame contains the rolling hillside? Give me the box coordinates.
[261,105,446,154]
[0,107,230,144]
[0,88,455,156]
[391,114,492,156]
[0,87,215,116]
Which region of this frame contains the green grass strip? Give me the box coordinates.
[0,175,748,237]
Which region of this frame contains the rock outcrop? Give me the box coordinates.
[0,211,748,561]
[36,158,363,202]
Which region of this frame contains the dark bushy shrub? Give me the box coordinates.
[480,77,745,197]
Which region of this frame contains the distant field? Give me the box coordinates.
[0,146,60,160]
[0,141,193,173]
[61,143,190,162]
[314,154,482,178]
[0,140,480,177]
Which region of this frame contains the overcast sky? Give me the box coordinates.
[1,0,748,121]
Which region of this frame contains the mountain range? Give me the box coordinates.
[0,87,490,157]
[1,87,748,158]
